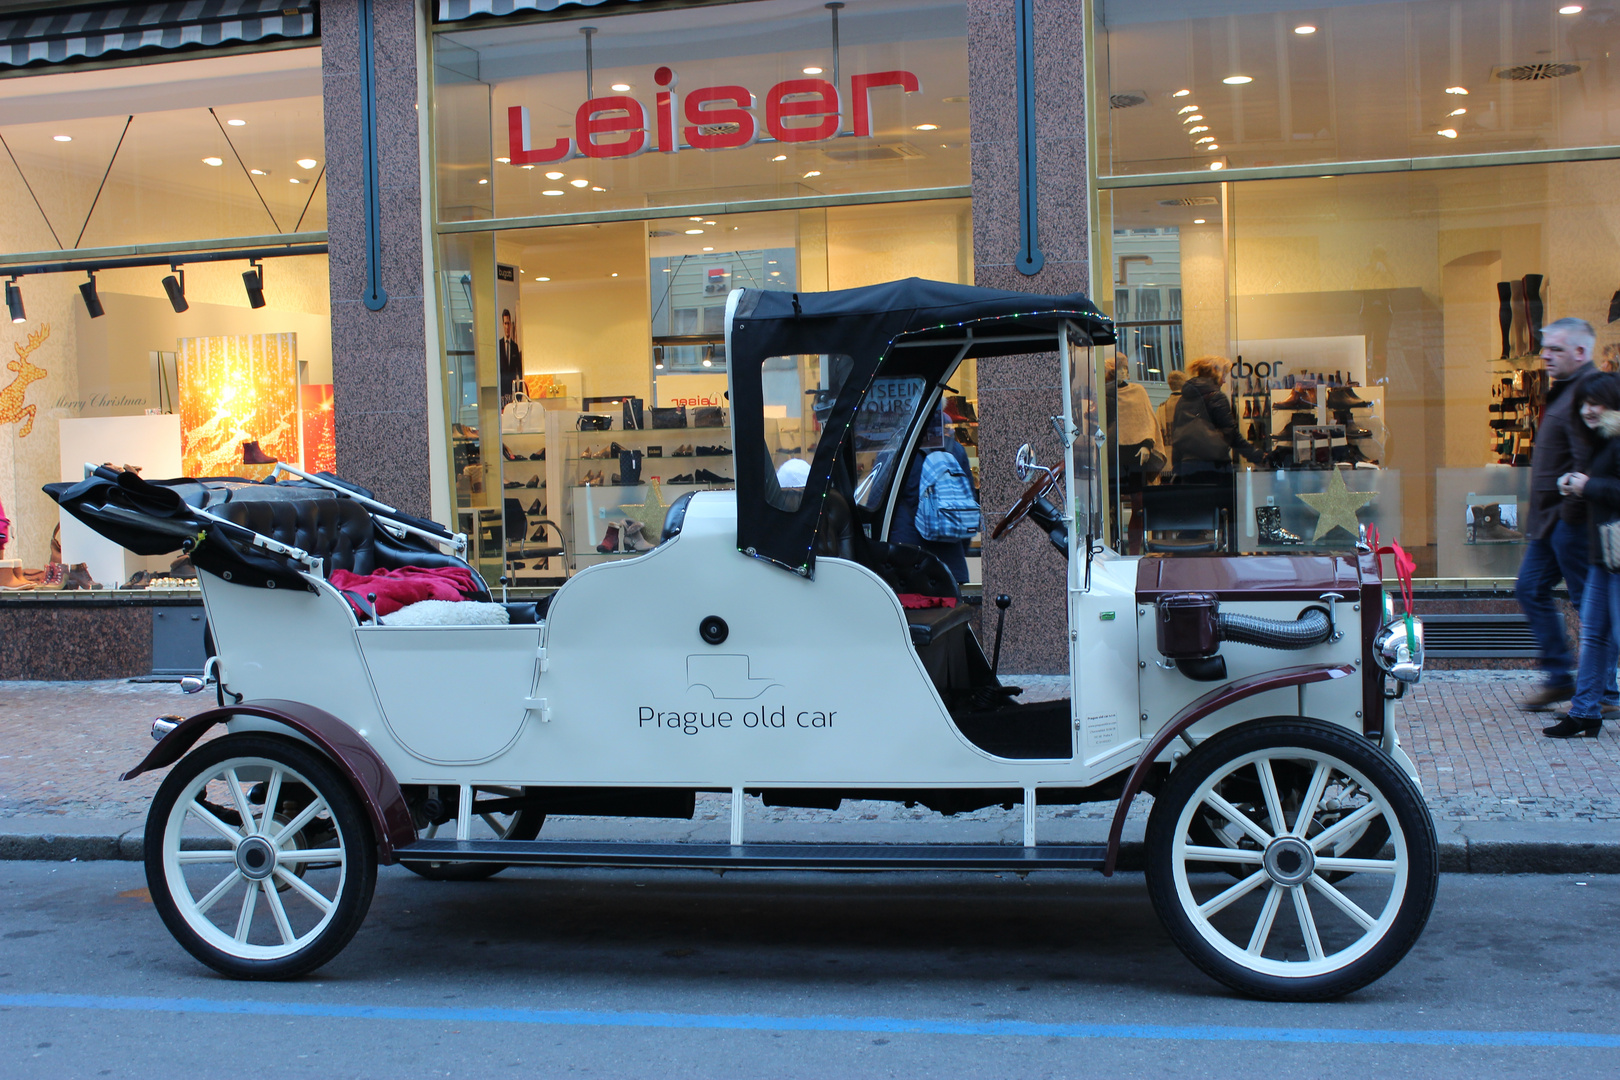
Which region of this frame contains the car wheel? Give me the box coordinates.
[1145,718,1437,1001]
[145,733,377,980]
[401,786,544,881]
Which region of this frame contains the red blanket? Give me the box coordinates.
[330,565,478,616]
[896,593,957,609]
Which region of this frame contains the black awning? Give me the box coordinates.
[0,1,316,70]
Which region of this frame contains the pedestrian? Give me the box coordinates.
[888,403,977,584]
[1515,316,1611,711]
[1155,368,1186,459]
[1169,355,1263,479]
[1546,370,1620,737]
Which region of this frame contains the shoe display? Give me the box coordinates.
[50,524,61,565]
[1470,502,1524,543]
[1498,281,1514,360]
[694,467,730,483]
[32,563,65,591]
[621,518,652,551]
[242,440,277,465]
[525,475,540,488]
[943,395,977,423]
[1325,387,1371,410]
[1276,387,1317,410]
[527,498,543,515]
[170,556,196,579]
[1524,273,1545,354]
[503,444,519,461]
[597,524,621,553]
[504,480,522,489]
[666,472,694,483]
[120,570,151,590]
[1255,506,1305,546]
[1542,714,1601,739]
[531,450,545,461]
[953,425,978,448]
[672,445,693,457]
[695,445,729,456]
[1523,682,1574,712]
[1341,422,1373,439]
[62,563,100,590]
[0,559,30,590]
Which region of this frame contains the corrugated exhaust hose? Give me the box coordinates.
[1217,608,1332,650]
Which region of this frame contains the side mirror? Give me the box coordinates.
[1015,443,1038,482]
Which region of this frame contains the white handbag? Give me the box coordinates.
[502,392,544,433]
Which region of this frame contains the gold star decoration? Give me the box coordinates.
[620,477,669,540]
[1296,467,1377,541]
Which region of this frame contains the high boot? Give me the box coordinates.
[1497,281,1514,359]
[50,524,61,565]
[1510,279,1528,357]
[1524,274,1545,354]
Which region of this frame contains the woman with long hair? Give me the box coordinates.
[1548,370,1620,738]
[1169,355,1263,478]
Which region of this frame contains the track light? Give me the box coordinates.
[242,261,265,308]
[653,345,665,370]
[162,267,188,313]
[5,278,23,323]
[79,272,104,318]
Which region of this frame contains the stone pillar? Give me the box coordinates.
[322,0,434,515]
[968,0,1092,674]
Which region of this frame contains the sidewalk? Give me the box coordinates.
[1,671,1617,870]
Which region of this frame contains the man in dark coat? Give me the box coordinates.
[498,308,523,404]
[1515,316,1614,711]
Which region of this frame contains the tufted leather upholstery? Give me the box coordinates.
[863,539,961,601]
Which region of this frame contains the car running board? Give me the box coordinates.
[397,839,1108,872]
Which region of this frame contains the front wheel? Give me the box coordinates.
[145,734,377,979]
[1145,718,1437,1001]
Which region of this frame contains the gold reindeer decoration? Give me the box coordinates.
[0,324,50,438]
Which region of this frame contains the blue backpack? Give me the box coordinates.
[915,450,981,542]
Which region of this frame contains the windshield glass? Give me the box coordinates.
[759,353,853,511]
[852,376,930,510]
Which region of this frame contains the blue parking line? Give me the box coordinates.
[1,992,1617,1048]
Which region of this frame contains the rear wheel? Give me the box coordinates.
[1145,718,1436,1001]
[145,734,376,980]
[402,786,544,881]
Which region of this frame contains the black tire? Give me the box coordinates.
[1145,718,1437,1001]
[401,787,544,881]
[145,733,377,980]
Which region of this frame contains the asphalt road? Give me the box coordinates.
[1,863,1617,1078]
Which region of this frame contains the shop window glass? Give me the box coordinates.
[762,353,853,512]
[433,0,970,223]
[1098,0,1620,177]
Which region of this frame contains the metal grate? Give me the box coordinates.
[1159,196,1219,207]
[1493,62,1584,81]
[1420,613,1539,658]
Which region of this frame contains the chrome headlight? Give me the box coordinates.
[1373,613,1424,684]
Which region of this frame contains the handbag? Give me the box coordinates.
[577,414,613,432]
[620,449,643,485]
[622,397,645,431]
[502,392,544,433]
[692,405,725,429]
[1601,521,1620,570]
[651,406,687,429]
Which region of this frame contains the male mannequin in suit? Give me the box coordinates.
[498,308,524,403]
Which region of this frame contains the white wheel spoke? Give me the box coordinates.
[234,880,258,942]
[1313,855,1399,875]
[275,847,345,865]
[260,768,284,836]
[1293,763,1331,838]
[1310,800,1383,853]
[1183,845,1264,865]
[273,797,329,845]
[194,869,244,915]
[480,813,508,838]
[1256,759,1288,837]
[274,867,334,914]
[1246,884,1285,955]
[225,769,256,836]
[1291,885,1325,962]
[263,876,296,945]
[1308,874,1379,932]
[188,799,245,844]
[1197,869,1268,918]
[1203,790,1274,847]
[424,821,439,839]
[175,849,236,865]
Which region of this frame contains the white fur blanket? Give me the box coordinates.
[384,600,510,626]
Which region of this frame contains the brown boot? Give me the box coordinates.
[243,440,278,465]
[62,563,100,590]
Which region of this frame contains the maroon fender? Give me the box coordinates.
[123,698,418,864]
[1101,662,1356,876]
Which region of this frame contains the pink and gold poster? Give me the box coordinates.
[300,383,336,473]
[178,333,298,479]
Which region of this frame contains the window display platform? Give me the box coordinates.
[0,592,202,681]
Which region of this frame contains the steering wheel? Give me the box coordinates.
[992,458,1065,540]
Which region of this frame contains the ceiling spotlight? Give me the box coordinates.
[1173,89,1191,97]
[1437,128,1458,138]
[162,268,189,313]
[1192,218,1206,224]
[702,246,715,251]
[227,118,247,126]
[685,229,704,234]
[1209,161,1225,170]
[1205,144,1220,150]
[1445,86,1469,95]
[1449,108,1467,116]
[610,273,619,278]
[1178,105,1200,114]
[914,123,938,131]
[5,278,23,323]
[610,83,631,91]
[249,168,268,176]
[770,271,781,276]
[1189,126,1209,134]
[546,171,565,179]
[78,273,104,318]
[297,158,318,169]
[703,220,716,225]
[53,134,72,142]
[570,178,589,187]
[289,177,302,184]
[242,261,266,309]
[1182,115,1205,124]
[654,346,665,370]
[804,170,821,177]
[771,154,787,161]
[522,165,536,170]
[1294,24,1317,34]
[202,157,224,167]
[1560,5,1583,13]
[1223,75,1253,84]
[690,216,704,221]
[591,185,606,191]
[477,178,489,185]
[542,189,564,196]
[1195,136,1215,144]
[496,156,510,163]
[803,66,824,75]
[535,276,550,281]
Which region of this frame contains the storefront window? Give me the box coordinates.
[1097,0,1620,177]
[432,0,973,586]
[0,49,329,586]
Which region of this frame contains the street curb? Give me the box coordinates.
[0,831,1617,874]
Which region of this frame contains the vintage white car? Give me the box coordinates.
[51,278,1434,1001]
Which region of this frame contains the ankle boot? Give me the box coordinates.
[1255,505,1305,545]
[242,440,277,465]
[597,524,620,553]
[1277,386,1317,410]
[1497,281,1514,359]
[62,563,100,590]
[0,559,29,590]
[1472,503,1524,543]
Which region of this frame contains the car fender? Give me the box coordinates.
[1102,663,1357,875]
[123,698,418,863]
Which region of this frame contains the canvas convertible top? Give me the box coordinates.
[728,277,1114,577]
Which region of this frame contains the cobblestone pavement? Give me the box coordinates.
[0,672,1617,826]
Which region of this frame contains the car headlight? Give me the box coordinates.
[1373,613,1424,684]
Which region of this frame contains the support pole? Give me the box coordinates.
[730,786,746,846]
